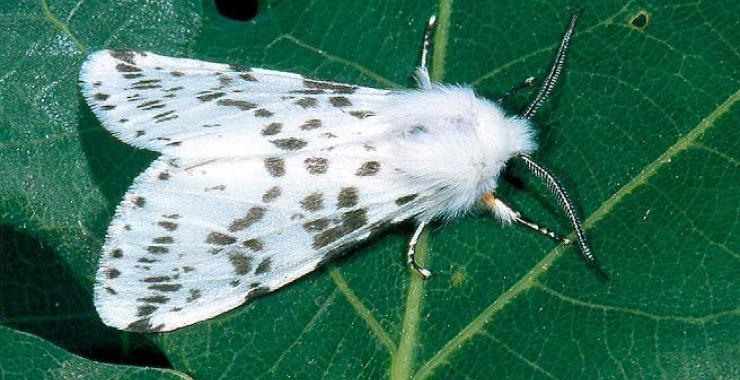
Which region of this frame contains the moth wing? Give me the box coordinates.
[79,50,394,161]
[95,142,423,332]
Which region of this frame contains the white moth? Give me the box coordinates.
[81,12,604,332]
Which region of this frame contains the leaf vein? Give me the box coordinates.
[391,228,430,380]
[40,0,85,51]
[471,1,635,86]
[535,282,740,324]
[264,290,338,375]
[269,34,402,88]
[430,0,453,82]
[327,266,397,354]
[480,331,560,380]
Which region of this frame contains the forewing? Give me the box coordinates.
[79,50,393,161]
[95,142,423,332]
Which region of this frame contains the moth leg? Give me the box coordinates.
[482,192,572,245]
[415,15,437,89]
[496,76,536,103]
[407,221,432,279]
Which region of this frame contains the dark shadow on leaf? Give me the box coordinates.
[501,162,570,226]
[77,96,156,207]
[215,0,259,22]
[0,225,171,368]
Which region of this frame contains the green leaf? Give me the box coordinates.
[1,0,738,379]
[0,326,190,379]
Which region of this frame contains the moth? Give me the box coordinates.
[81,11,605,332]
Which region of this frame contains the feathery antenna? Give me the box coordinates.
[514,10,607,279]
[420,15,437,70]
[522,10,582,118]
[518,154,608,280]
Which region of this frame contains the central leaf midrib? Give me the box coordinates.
[390,1,453,379]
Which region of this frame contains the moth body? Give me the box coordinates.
[80,11,603,332]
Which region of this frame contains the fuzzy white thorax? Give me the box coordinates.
[383,85,536,221]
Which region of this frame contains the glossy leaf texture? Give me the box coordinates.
[0,0,738,379]
[0,326,190,379]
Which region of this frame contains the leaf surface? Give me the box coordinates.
[0,0,738,379]
[0,326,190,379]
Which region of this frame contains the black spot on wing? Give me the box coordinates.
[138,295,169,304]
[238,72,257,81]
[300,192,324,212]
[291,88,324,95]
[116,63,141,73]
[303,218,329,232]
[300,119,322,130]
[130,79,162,90]
[255,258,272,275]
[219,74,234,86]
[304,157,328,174]
[244,286,271,302]
[142,276,171,283]
[153,110,178,123]
[109,49,136,64]
[303,79,356,94]
[228,252,253,275]
[158,220,178,231]
[264,157,285,177]
[312,209,368,249]
[197,92,225,102]
[294,97,318,108]
[254,108,274,117]
[228,207,266,232]
[242,239,264,252]
[262,186,281,203]
[126,317,165,332]
[147,246,169,254]
[349,110,375,119]
[217,98,257,110]
[136,305,158,317]
[148,284,182,292]
[137,99,165,110]
[355,161,381,176]
[337,187,359,208]
[110,248,123,258]
[186,289,202,303]
[271,138,307,151]
[104,268,121,279]
[395,194,418,205]
[206,232,237,245]
[261,122,282,136]
[329,96,352,107]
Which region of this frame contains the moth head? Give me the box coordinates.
[472,98,537,168]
